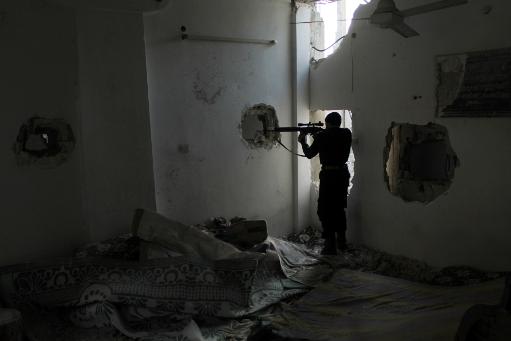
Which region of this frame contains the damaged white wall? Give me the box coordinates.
[76,10,156,242]
[311,0,511,270]
[294,5,314,233]
[0,1,87,265]
[144,0,296,236]
[0,1,156,265]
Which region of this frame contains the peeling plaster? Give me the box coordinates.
[192,71,225,105]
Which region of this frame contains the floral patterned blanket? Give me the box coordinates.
[0,255,262,340]
[0,210,332,340]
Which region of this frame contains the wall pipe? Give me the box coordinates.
[181,33,277,46]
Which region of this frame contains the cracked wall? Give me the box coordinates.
[144,0,295,236]
[0,0,87,266]
[309,0,511,270]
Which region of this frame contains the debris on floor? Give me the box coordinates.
[0,210,329,341]
[194,216,268,251]
[1,214,507,341]
[285,225,505,286]
[75,234,140,261]
[286,225,323,250]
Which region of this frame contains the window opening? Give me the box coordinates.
[312,0,368,59]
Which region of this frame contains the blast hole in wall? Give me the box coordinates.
[312,1,368,59]
[14,116,75,168]
[240,104,281,149]
[383,122,459,203]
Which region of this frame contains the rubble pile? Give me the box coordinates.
[75,234,140,261]
[286,225,323,249]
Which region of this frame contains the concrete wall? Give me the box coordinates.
[0,1,156,265]
[144,0,295,236]
[294,4,313,232]
[311,0,511,270]
[0,1,87,265]
[77,10,156,242]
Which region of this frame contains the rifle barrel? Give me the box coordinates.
[271,126,323,133]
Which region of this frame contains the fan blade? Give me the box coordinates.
[391,21,420,38]
[374,0,399,14]
[401,0,468,17]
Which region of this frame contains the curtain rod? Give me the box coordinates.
[181,33,277,45]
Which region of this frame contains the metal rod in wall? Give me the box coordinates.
[181,33,277,46]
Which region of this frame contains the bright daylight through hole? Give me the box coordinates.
[316,0,368,57]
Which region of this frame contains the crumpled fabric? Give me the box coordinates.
[0,210,333,341]
[266,269,505,341]
[267,237,334,287]
[133,209,241,261]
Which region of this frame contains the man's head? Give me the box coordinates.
[325,112,342,128]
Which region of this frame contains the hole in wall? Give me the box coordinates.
[383,122,459,203]
[240,104,281,149]
[311,0,368,60]
[13,116,75,168]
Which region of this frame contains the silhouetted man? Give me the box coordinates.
[298,112,352,255]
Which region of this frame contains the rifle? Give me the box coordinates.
[264,122,323,157]
[266,122,324,135]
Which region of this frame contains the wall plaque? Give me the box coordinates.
[436,47,511,117]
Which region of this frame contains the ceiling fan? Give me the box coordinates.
[369,0,468,38]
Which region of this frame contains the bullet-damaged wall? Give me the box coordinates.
[77,10,156,242]
[0,1,157,265]
[311,0,511,270]
[0,1,87,265]
[144,0,295,236]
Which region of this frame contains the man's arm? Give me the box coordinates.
[298,132,319,159]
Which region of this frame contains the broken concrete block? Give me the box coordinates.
[217,220,268,250]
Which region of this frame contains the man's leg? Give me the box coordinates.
[336,209,347,251]
[318,172,337,255]
[321,222,337,255]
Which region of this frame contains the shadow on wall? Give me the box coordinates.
[384,122,459,204]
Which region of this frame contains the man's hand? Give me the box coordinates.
[298,132,307,144]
